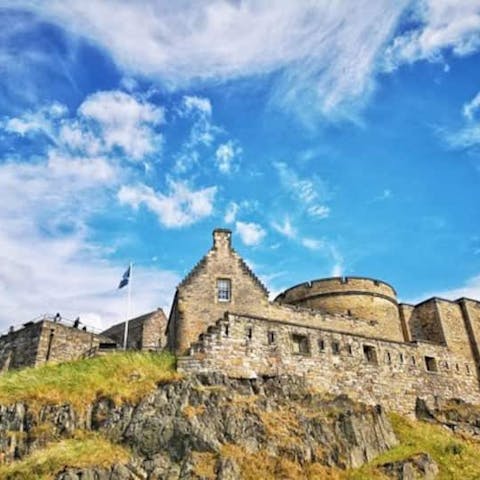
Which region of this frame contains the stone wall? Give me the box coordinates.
[275,277,404,342]
[101,309,167,350]
[0,320,115,373]
[167,229,270,353]
[178,312,480,415]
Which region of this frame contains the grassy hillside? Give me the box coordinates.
[346,413,480,479]
[0,351,178,410]
[0,433,130,480]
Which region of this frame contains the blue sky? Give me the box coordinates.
[0,1,480,330]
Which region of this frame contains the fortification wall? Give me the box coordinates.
[275,277,404,342]
[101,309,167,350]
[179,312,480,415]
[0,322,43,372]
[0,320,114,373]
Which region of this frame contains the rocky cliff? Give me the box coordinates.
[0,373,398,479]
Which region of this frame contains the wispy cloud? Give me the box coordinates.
[10,0,408,118]
[384,0,480,71]
[274,162,330,219]
[215,141,242,174]
[443,90,480,149]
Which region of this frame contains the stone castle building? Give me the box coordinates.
[170,228,480,414]
[0,309,167,373]
[2,227,480,415]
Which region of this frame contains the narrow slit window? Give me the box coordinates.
[347,344,353,355]
[424,356,437,372]
[217,279,231,302]
[332,342,340,355]
[268,331,276,345]
[318,339,325,352]
[246,326,253,341]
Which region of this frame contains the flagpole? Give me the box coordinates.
[123,262,132,350]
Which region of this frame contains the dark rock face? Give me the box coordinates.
[0,374,398,478]
[416,397,480,437]
[379,453,439,480]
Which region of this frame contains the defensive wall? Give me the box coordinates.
[178,312,480,414]
[101,309,167,350]
[0,317,115,372]
[275,277,404,342]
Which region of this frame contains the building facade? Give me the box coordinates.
[169,228,480,414]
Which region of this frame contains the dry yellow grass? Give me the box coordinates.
[0,433,130,480]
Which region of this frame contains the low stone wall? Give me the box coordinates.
[178,313,480,414]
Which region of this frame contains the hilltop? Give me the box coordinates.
[0,353,480,479]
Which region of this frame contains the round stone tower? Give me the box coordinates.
[275,276,403,340]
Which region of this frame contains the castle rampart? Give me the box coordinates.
[178,312,480,414]
[275,277,403,342]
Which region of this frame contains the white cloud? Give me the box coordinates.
[301,238,322,250]
[14,0,408,117]
[384,0,480,70]
[118,180,217,228]
[79,90,164,159]
[272,217,297,240]
[224,201,239,224]
[180,95,212,117]
[274,162,330,219]
[0,159,179,331]
[235,221,266,246]
[215,141,241,174]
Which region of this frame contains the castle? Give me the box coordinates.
[2,227,480,414]
[169,229,480,414]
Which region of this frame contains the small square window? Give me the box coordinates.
[217,279,231,301]
[292,334,310,355]
[363,345,378,364]
[268,331,276,345]
[332,342,340,355]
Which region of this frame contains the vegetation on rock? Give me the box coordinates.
[0,351,178,410]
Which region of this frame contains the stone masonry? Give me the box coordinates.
[169,228,480,414]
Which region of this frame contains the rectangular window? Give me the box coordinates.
[246,326,253,341]
[292,334,310,355]
[363,345,378,364]
[318,339,325,351]
[424,356,437,372]
[332,342,340,355]
[268,331,276,345]
[217,279,231,302]
[347,344,353,355]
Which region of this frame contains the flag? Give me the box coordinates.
[118,265,131,289]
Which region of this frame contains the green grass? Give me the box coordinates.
[0,351,178,411]
[346,413,480,480]
[0,433,130,480]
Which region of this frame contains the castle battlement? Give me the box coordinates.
[168,228,480,414]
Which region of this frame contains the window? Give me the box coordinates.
[411,356,416,366]
[466,364,471,375]
[424,356,437,372]
[246,326,253,341]
[318,339,325,352]
[332,342,340,355]
[347,344,353,355]
[268,331,276,345]
[292,334,310,355]
[385,351,392,364]
[399,353,404,364]
[363,345,378,364]
[217,279,231,301]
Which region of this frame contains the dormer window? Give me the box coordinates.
[217,279,231,302]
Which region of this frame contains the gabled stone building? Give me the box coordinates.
[170,228,480,414]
